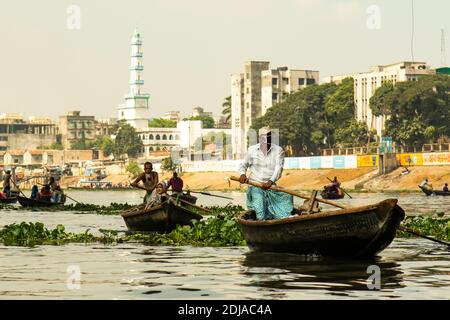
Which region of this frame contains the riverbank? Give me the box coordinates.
[54,166,450,192]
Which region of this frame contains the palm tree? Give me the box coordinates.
[222,96,232,123]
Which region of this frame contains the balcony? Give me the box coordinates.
[131,52,143,57]
[130,80,144,85]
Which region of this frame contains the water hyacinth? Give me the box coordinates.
[398,212,450,241]
[0,205,246,247]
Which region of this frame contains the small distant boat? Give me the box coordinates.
[418,185,450,196]
[17,195,66,208]
[121,199,203,233]
[320,189,344,200]
[0,196,18,204]
[238,199,405,258]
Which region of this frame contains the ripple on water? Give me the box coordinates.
[1,191,450,299]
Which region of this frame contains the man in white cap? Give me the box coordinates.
[238,126,293,220]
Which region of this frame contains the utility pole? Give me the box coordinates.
[441,28,447,67]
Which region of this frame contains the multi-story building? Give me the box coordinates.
[95,118,117,137]
[231,61,269,159]
[59,111,95,149]
[137,120,232,160]
[324,61,435,138]
[0,113,59,151]
[261,67,319,115]
[117,29,151,130]
[162,111,180,122]
[231,61,319,159]
[190,107,213,118]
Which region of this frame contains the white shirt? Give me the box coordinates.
[238,143,285,184]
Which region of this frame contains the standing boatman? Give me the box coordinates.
[131,162,159,203]
[238,126,293,220]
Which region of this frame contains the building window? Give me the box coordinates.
[246,102,249,109]
[246,87,250,94]
[156,134,161,140]
[272,78,278,85]
[246,73,249,79]
[298,78,305,85]
[306,78,315,85]
[162,134,167,140]
[282,77,289,84]
[149,147,154,151]
[169,135,173,140]
[149,134,154,140]
[121,111,124,117]
[272,93,278,100]
[0,136,7,141]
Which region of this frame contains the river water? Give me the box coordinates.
[0,190,449,299]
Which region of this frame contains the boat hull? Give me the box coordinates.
[320,191,344,199]
[121,200,203,233]
[17,196,66,207]
[419,185,450,196]
[0,197,18,204]
[238,199,405,257]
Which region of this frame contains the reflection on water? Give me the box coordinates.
[1,191,450,299]
[241,251,405,298]
[0,239,449,299]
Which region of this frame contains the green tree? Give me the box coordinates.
[126,161,141,178]
[88,136,115,157]
[188,115,215,128]
[114,123,144,158]
[370,74,450,148]
[71,140,89,150]
[161,156,177,172]
[335,119,375,147]
[148,118,177,128]
[222,96,232,122]
[37,142,64,150]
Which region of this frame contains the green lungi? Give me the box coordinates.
[246,185,294,220]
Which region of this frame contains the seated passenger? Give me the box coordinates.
[38,185,52,202]
[30,185,39,200]
[145,181,168,209]
[51,186,64,203]
[444,183,449,193]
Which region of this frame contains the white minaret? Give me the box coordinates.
[118,28,151,129]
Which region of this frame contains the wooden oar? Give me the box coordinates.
[36,182,81,204]
[230,176,347,209]
[327,177,353,199]
[65,194,82,205]
[188,190,233,200]
[178,198,212,213]
[9,178,27,198]
[399,226,450,248]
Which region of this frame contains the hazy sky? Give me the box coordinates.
[0,0,448,121]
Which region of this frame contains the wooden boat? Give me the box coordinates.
[0,196,18,204]
[238,198,405,258]
[17,195,66,208]
[418,185,450,196]
[121,199,203,232]
[320,189,344,200]
[171,192,197,204]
